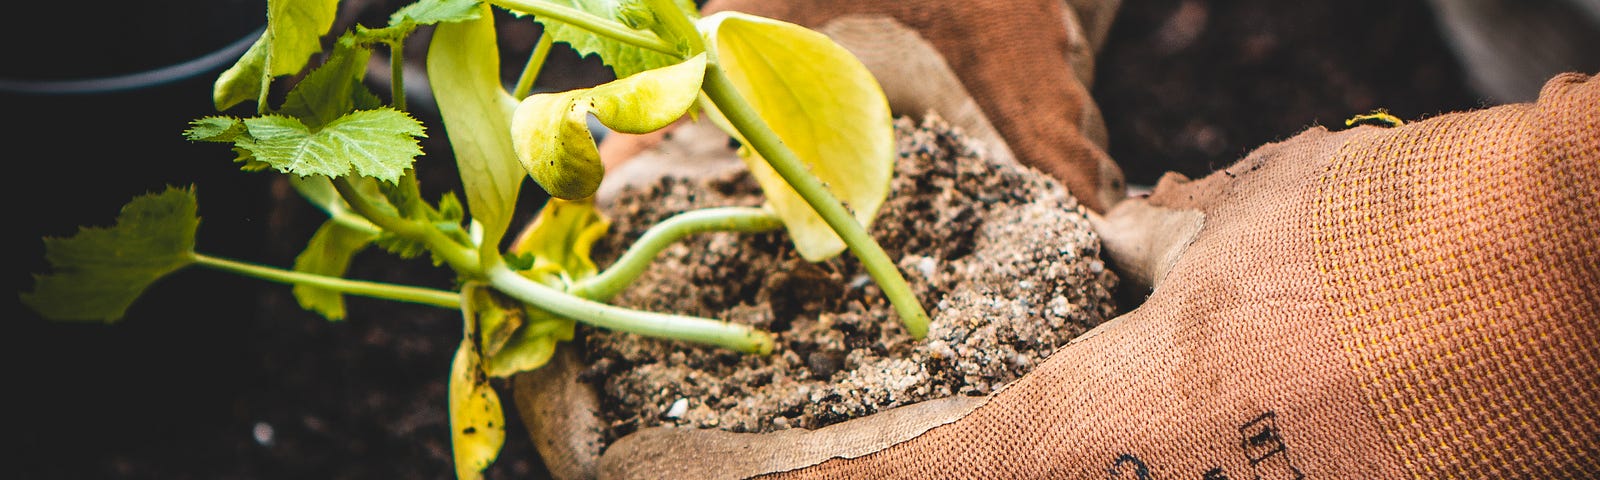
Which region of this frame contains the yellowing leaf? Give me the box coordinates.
[291,219,377,321]
[473,198,598,377]
[482,313,572,377]
[698,12,894,261]
[429,3,524,262]
[267,0,340,76]
[470,284,573,378]
[450,284,507,480]
[213,32,270,111]
[510,53,707,199]
[213,0,339,110]
[509,198,611,286]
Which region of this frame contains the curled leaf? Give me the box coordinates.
[212,32,269,111]
[697,12,894,261]
[510,53,707,199]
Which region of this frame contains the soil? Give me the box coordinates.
[10,1,1484,479]
[580,115,1118,444]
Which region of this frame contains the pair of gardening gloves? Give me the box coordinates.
[516,0,1600,478]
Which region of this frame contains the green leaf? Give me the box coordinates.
[281,34,382,130]
[698,12,894,261]
[391,0,483,26]
[449,288,506,480]
[238,108,426,182]
[185,116,246,142]
[267,0,341,76]
[186,117,276,172]
[428,3,523,262]
[509,53,706,200]
[291,219,378,321]
[21,186,200,322]
[213,32,270,111]
[231,146,274,172]
[375,232,430,260]
[528,0,696,78]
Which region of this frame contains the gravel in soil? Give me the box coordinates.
[579,115,1121,446]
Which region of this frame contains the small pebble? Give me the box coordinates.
[663,398,688,419]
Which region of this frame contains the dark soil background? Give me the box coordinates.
[8,0,1491,478]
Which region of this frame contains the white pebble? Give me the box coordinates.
[663,398,689,419]
[915,257,934,280]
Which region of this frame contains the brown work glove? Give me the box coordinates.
[584,72,1600,479]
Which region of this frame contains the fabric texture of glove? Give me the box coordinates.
[599,72,1600,479]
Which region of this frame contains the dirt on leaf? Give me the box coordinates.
[578,115,1121,447]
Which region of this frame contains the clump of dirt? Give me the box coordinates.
[579,114,1120,446]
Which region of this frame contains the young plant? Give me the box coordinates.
[20,0,929,477]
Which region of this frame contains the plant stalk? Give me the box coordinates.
[700,63,930,338]
[513,33,554,99]
[487,0,677,55]
[193,253,460,308]
[486,263,774,354]
[573,206,782,301]
[332,178,481,274]
[638,0,704,54]
[387,39,407,110]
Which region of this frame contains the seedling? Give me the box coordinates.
[20,0,928,477]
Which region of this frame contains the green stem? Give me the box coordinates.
[513,33,555,99]
[700,64,930,338]
[573,206,782,301]
[639,0,703,54]
[193,253,460,308]
[257,44,272,115]
[487,0,676,56]
[326,206,382,236]
[388,39,407,110]
[332,178,481,274]
[487,262,773,354]
[395,170,429,220]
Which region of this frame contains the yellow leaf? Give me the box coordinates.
[698,12,894,261]
[510,198,612,285]
[465,283,576,379]
[429,4,524,262]
[449,285,506,480]
[510,53,708,199]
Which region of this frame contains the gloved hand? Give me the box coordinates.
[589,70,1600,480]
[517,0,1600,477]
